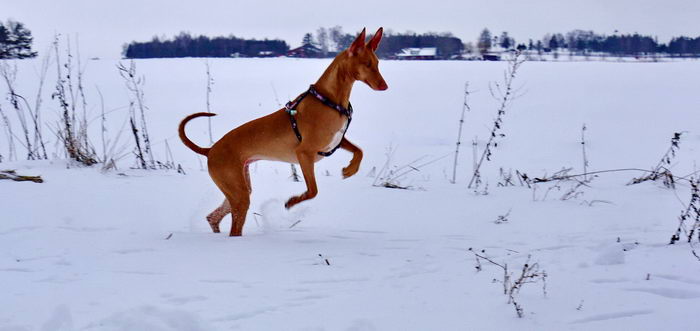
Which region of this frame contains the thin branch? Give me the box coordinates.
[451,82,471,184]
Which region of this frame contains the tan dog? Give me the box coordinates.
[178,27,388,236]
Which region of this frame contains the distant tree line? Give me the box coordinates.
[300,26,464,59]
[123,32,290,58]
[0,20,37,59]
[667,36,700,55]
[122,27,700,60]
[2,19,700,60]
[477,28,700,57]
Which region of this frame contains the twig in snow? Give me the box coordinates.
[373,144,450,190]
[469,248,547,318]
[497,167,516,187]
[318,254,330,266]
[205,60,214,145]
[253,212,262,227]
[628,132,683,188]
[669,178,700,256]
[0,169,43,183]
[468,52,525,191]
[522,167,689,185]
[580,199,613,207]
[581,123,589,181]
[494,208,512,224]
[560,175,595,201]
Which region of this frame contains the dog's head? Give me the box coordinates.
[346,27,388,91]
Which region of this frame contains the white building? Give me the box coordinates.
[396,47,438,60]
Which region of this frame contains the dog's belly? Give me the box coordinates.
[249,154,298,164]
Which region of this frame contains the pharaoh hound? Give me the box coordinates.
[178,27,388,236]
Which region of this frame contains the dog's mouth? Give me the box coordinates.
[364,79,388,91]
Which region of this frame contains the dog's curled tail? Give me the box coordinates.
[178,112,216,156]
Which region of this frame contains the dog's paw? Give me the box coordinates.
[206,216,221,233]
[342,165,359,179]
[285,196,300,209]
[285,191,317,209]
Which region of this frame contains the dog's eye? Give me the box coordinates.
[366,62,372,68]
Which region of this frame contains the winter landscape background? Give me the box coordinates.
[3,1,700,331]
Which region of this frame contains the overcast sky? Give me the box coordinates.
[7,0,700,59]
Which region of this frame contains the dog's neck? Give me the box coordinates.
[314,51,355,109]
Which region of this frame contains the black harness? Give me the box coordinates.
[285,85,353,157]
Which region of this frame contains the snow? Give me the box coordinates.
[1,57,700,330]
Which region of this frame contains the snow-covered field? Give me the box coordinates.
[2,57,700,330]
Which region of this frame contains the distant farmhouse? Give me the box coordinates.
[396,47,438,60]
[287,43,323,58]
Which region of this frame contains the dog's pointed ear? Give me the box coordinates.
[367,27,383,52]
[348,27,366,56]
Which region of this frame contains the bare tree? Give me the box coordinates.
[95,86,130,171]
[117,60,155,169]
[0,103,16,162]
[315,27,329,56]
[75,36,90,156]
[52,34,97,166]
[463,42,475,55]
[477,28,492,55]
[33,51,51,159]
[329,26,344,52]
[1,62,35,159]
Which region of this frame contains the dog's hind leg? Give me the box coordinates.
[211,163,251,237]
[224,190,250,237]
[206,199,230,233]
[228,165,252,236]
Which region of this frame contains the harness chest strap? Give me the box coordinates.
[285,85,353,157]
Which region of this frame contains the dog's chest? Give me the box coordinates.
[322,118,348,151]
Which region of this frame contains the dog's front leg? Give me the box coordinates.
[340,137,363,178]
[285,150,318,209]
